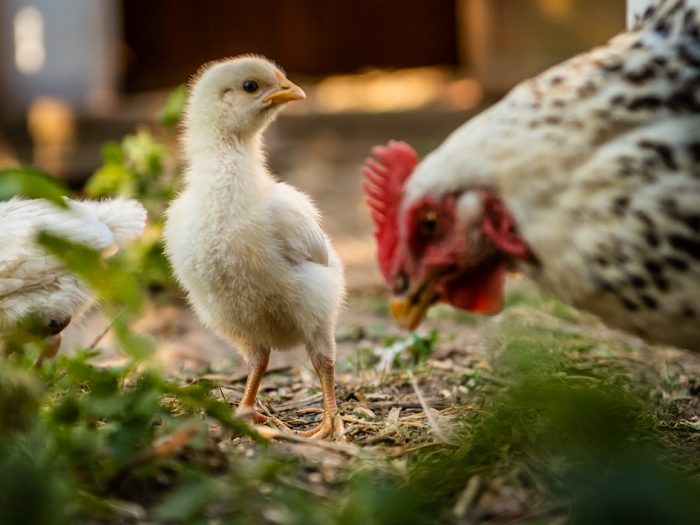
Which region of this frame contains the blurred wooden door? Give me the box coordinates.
[459,0,625,93]
[121,0,459,91]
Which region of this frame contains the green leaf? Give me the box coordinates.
[35,231,142,313]
[113,320,154,360]
[152,474,222,522]
[100,142,124,164]
[164,380,264,442]
[0,363,43,433]
[85,163,136,198]
[0,168,69,206]
[157,84,188,128]
[122,129,165,177]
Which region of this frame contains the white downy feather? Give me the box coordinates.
[0,197,146,332]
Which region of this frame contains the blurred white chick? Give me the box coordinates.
[164,56,346,439]
[0,197,147,361]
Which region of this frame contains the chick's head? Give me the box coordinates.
[186,55,306,143]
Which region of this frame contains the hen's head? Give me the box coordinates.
[363,141,532,330]
[186,55,305,144]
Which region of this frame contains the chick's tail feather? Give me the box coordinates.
[75,198,147,248]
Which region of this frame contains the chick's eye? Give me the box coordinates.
[419,211,439,237]
[242,80,259,93]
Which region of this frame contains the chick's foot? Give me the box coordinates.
[297,410,345,440]
[236,406,292,431]
[34,333,62,369]
[297,351,346,440]
[234,347,292,430]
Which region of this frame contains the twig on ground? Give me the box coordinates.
[453,475,482,519]
[107,421,199,489]
[255,426,361,457]
[408,370,451,444]
[275,393,324,412]
[389,442,445,457]
[88,307,128,349]
[365,400,451,410]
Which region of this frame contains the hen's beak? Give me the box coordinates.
[389,275,439,330]
[263,78,306,105]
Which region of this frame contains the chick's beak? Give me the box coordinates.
[389,275,439,330]
[263,80,306,105]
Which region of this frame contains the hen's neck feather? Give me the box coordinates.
[407,0,699,213]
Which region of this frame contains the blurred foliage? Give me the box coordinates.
[403,330,437,366]
[505,288,584,323]
[0,168,68,206]
[36,232,153,360]
[400,321,700,524]
[0,244,698,525]
[84,87,186,293]
[0,349,268,525]
[86,131,167,204]
[158,84,188,128]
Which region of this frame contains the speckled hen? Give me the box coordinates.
[363,0,700,350]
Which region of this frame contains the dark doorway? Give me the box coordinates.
[121,0,459,91]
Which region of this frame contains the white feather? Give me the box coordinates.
[0,197,147,333]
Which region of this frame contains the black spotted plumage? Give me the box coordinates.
[405,0,700,349]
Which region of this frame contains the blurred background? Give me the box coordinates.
[0,0,625,287]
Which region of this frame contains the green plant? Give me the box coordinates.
[84,85,188,293]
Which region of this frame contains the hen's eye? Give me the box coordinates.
[242,80,259,93]
[394,273,409,294]
[419,211,439,237]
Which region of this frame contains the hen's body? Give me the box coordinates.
[365,0,700,349]
[0,197,146,336]
[407,0,700,348]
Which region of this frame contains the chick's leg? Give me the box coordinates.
[235,346,290,430]
[34,317,70,369]
[34,334,62,369]
[235,346,271,425]
[300,338,344,440]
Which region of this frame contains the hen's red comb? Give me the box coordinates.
[361,140,419,281]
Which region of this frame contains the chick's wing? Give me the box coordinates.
[268,183,329,267]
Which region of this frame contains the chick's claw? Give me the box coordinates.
[297,411,346,441]
[235,406,292,431]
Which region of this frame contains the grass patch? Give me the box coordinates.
[2,299,699,524]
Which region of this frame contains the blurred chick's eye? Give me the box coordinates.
[419,211,439,237]
[242,80,259,93]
